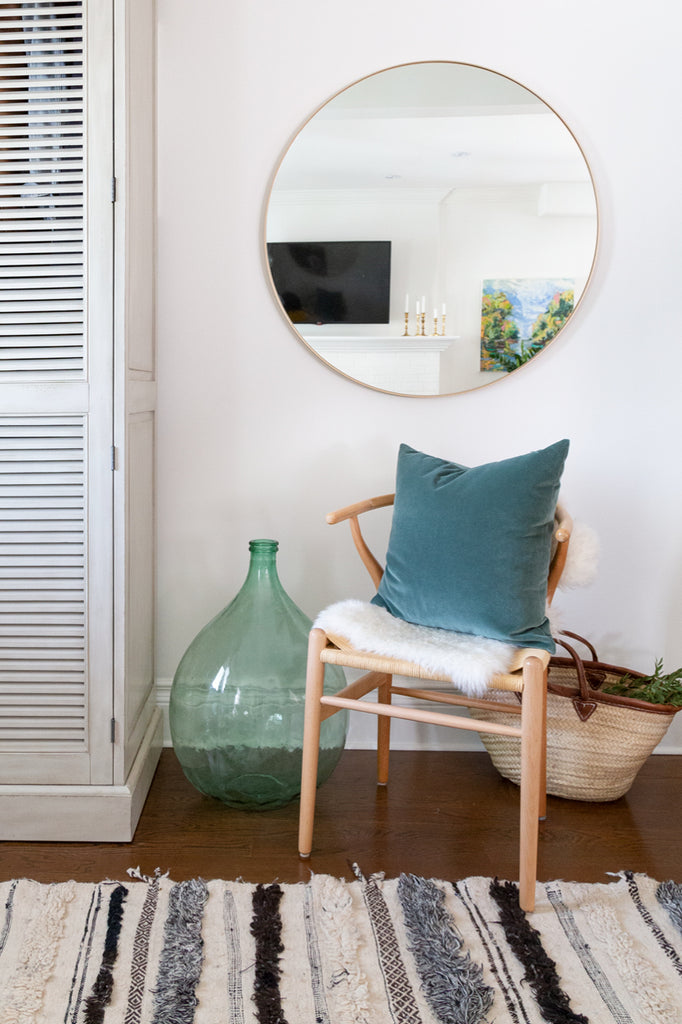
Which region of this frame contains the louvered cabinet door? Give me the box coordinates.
[0,0,114,786]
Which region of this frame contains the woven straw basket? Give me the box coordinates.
[470,634,681,801]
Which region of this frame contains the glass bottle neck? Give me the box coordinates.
[244,539,283,589]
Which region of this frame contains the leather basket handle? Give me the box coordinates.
[557,629,599,662]
[552,634,600,721]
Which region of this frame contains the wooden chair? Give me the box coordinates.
[298,494,572,912]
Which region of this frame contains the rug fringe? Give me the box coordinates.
[126,867,170,883]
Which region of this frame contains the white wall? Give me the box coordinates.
[155,0,682,751]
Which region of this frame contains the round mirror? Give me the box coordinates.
[265,61,598,397]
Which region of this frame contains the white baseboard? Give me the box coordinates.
[0,709,163,842]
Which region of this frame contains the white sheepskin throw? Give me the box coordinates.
[314,599,516,696]
[557,520,600,589]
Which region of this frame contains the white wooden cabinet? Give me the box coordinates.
[0,0,160,839]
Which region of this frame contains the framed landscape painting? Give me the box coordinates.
[480,278,575,372]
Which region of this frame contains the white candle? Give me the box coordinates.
[442,303,447,315]
[405,293,409,313]
[416,300,420,316]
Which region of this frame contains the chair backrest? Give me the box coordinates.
[327,494,572,606]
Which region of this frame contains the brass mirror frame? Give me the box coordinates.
[264,61,599,397]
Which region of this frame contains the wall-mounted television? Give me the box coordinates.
[267,240,391,325]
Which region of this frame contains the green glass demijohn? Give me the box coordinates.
[169,539,348,809]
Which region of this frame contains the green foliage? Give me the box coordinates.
[602,660,682,706]
[481,291,521,371]
[481,291,519,341]
[490,337,546,372]
[531,289,574,344]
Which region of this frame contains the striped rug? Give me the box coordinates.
[1,869,681,1023]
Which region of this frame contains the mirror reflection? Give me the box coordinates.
[265,62,598,396]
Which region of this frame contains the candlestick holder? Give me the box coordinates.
[432,314,438,336]
[440,314,446,337]
[420,312,426,336]
[403,312,409,336]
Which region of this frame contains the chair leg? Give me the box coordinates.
[298,628,327,858]
[539,678,548,821]
[377,674,392,785]
[518,655,547,913]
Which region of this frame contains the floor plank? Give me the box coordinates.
[1,749,680,883]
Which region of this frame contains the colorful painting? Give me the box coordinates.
[480,278,575,372]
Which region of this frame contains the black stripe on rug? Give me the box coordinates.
[251,882,288,1024]
[66,884,103,1024]
[625,871,682,977]
[83,884,128,1024]
[489,879,588,1024]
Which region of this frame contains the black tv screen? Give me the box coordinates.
[267,240,391,325]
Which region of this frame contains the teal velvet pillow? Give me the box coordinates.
[371,440,569,651]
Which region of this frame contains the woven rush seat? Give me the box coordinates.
[316,599,543,694]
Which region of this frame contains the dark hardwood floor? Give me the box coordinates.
[1,749,680,884]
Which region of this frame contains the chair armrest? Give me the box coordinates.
[326,494,395,588]
[326,493,395,525]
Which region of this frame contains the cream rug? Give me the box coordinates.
[1,868,681,1023]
